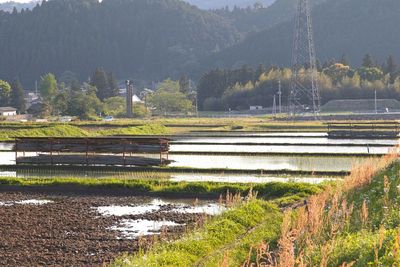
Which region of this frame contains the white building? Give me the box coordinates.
[0,107,17,116]
[132,94,143,105]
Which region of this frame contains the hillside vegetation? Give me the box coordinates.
[0,0,240,85]
[210,0,400,69]
[2,0,399,86]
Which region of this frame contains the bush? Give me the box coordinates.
[132,103,150,118]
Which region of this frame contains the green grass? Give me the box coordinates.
[0,125,90,140]
[97,124,169,136]
[0,118,393,139]
[0,124,168,141]
[110,200,283,267]
[0,176,323,201]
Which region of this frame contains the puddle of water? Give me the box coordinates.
[171,203,226,216]
[111,219,182,239]
[97,198,226,239]
[97,199,165,216]
[16,199,53,205]
[0,199,53,206]
[97,199,226,217]
[170,174,339,184]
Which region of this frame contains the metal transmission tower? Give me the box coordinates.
[289,0,320,117]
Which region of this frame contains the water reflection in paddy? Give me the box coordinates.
[174,137,398,145]
[170,173,339,184]
[170,144,391,154]
[169,154,364,172]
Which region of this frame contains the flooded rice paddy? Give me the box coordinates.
[170,144,391,154]
[0,132,396,182]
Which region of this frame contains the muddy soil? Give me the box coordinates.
[0,192,204,267]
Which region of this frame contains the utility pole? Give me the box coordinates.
[289,0,320,118]
[375,90,378,114]
[126,80,133,118]
[273,95,277,117]
[278,80,282,114]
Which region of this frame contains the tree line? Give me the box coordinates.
[0,67,195,119]
[197,54,400,111]
[0,0,239,86]
[0,79,26,113]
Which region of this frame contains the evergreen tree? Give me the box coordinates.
[362,54,374,68]
[107,72,119,97]
[39,73,57,101]
[179,75,190,95]
[385,55,397,83]
[254,64,266,81]
[340,54,350,66]
[90,68,109,101]
[10,78,26,113]
[0,80,11,106]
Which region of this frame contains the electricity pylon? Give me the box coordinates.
[288,0,320,118]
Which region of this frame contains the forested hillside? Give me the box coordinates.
[0,0,240,86]
[1,0,400,88]
[207,0,400,70]
[185,0,275,10]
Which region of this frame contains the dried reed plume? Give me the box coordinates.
[263,146,398,266]
[360,200,369,228]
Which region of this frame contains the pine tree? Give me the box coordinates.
[362,54,374,68]
[254,64,266,82]
[0,80,11,106]
[107,72,119,97]
[10,78,26,113]
[340,54,350,66]
[385,55,397,83]
[90,68,109,101]
[179,75,190,95]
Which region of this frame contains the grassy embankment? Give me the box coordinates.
[0,177,323,204]
[244,152,400,266]
[107,151,399,266]
[0,124,169,141]
[112,199,283,267]
[0,118,397,140]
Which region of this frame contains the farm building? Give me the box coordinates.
[321,99,400,113]
[0,107,17,116]
[250,105,263,111]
